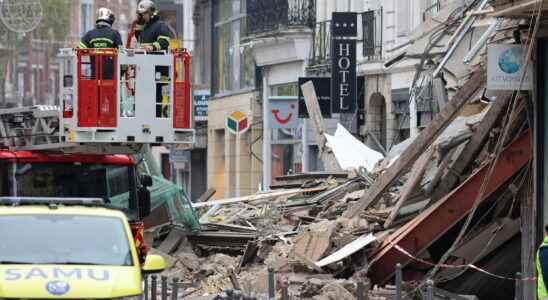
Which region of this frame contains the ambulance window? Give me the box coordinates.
[101,56,114,80]
[80,55,95,80]
[120,64,136,118]
[155,65,171,118]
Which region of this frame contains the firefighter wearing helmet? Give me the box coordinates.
[134,0,173,51]
[79,7,123,49]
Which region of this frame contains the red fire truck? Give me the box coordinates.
[0,47,193,262]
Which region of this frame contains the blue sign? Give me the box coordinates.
[193,90,210,122]
[46,280,70,295]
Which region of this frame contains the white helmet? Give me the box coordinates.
[96,7,115,25]
[137,0,157,15]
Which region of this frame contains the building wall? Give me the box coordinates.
[207,91,262,198]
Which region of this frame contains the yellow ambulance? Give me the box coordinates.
[0,197,166,299]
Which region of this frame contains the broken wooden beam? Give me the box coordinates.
[367,130,531,284]
[433,77,449,110]
[301,81,342,172]
[383,146,435,228]
[344,70,487,218]
[196,188,216,203]
[192,186,325,208]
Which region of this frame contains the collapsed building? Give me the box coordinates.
[144,1,548,299]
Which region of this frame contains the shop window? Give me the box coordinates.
[155,65,171,118]
[120,64,136,117]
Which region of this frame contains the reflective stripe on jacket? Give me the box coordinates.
[80,24,123,49]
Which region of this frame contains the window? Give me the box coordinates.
[271,83,298,96]
[0,215,132,266]
[155,65,171,118]
[80,55,95,80]
[213,0,255,95]
[120,64,136,117]
[80,1,93,37]
[101,56,114,80]
[397,0,410,37]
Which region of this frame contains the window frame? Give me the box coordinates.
[212,0,255,96]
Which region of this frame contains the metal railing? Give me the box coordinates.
[142,264,474,299]
[246,0,316,36]
[309,9,383,67]
[362,8,383,60]
[310,20,332,66]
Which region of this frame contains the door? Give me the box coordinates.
[77,52,99,127]
[98,53,117,127]
[77,49,118,127]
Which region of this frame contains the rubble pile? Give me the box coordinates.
[149,99,529,300]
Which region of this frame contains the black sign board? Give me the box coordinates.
[298,77,331,118]
[298,76,364,119]
[331,39,357,113]
[332,12,358,37]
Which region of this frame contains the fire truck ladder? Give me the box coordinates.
[0,106,63,150]
[0,105,145,153]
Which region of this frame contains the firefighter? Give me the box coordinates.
[79,7,123,49]
[538,224,548,299]
[134,0,173,51]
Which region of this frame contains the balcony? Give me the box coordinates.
[309,20,331,66]
[246,0,316,37]
[309,9,383,68]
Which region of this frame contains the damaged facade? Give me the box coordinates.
[148,0,548,299]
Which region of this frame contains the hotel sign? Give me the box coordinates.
[331,38,357,113]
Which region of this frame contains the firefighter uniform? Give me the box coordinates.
[135,15,172,51]
[79,24,123,49]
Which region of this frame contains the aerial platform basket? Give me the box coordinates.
[0,48,194,154]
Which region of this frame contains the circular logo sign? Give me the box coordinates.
[498,47,523,74]
[46,280,70,295]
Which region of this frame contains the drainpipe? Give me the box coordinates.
[302,60,309,172]
[262,68,271,191]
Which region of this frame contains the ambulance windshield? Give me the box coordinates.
[0,214,133,266]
